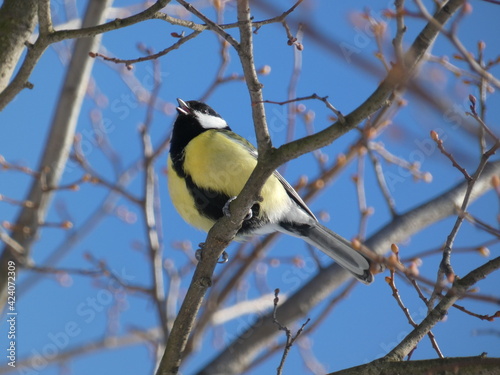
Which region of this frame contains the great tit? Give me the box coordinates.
[168,98,373,284]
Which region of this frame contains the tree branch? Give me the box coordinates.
[329,356,500,375]
[0,0,37,92]
[384,256,500,361]
[236,0,272,153]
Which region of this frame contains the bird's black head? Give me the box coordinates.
[175,99,229,131]
[170,99,231,172]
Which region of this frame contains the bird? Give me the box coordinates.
[167,98,373,284]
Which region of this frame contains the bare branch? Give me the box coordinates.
[89,29,202,67]
[429,120,500,308]
[37,0,53,35]
[366,147,398,217]
[452,303,500,321]
[385,255,500,361]
[385,247,443,359]
[263,93,345,123]
[430,130,472,180]
[392,0,406,63]
[329,356,500,375]
[272,288,310,375]
[0,0,37,92]
[176,0,239,50]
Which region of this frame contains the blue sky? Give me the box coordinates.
[1,1,499,374]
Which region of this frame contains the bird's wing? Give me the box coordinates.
[220,130,317,221]
[272,170,317,220]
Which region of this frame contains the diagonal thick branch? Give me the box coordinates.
[329,356,500,375]
[0,0,37,91]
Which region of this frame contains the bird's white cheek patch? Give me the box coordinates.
[196,112,228,129]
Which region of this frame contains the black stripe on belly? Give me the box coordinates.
[185,175,229,222]
[184,175,269,235]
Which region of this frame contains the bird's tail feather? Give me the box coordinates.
[301,223,373,284]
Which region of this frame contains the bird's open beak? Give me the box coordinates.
[176,98,190,115]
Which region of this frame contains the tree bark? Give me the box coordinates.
[0,0,37,91]
[329,356,500,375]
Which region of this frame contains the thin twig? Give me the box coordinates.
[253,0,304,33]
[26,262,151,295]
[176,0,240,50]
[385,256,500,361]
[477,41,488,154]
[429,97,500,309]
[386,248,444,359]
[70,149,142,205]
[430,131,471,180]
[139,68,168,339]
[462,209,500,238]
[0,154,39,177]
[354,153,371,241]
[392,0,406,64]
[466,94,499,142]
[245,281,355,374]
[369,141,431,182]
[368,11,391,72]
[366,147,398,217]
[272,288,310,375]
[452,303,500,321]
[89,30,202,67]
[263,93,345,123]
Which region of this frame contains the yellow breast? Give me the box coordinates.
[168,130,291,232]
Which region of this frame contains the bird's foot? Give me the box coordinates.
[218,251,229,264]
[222,197,237,217]
[195,243,204,261]
[223,196,253,220]
[195,242,229,264]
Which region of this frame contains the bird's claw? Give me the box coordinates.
[195,243,229,264]
[223,196,253,221]
[244,209,253,221]
[195,243,204,261]
[218,251,229,264]
[223,197,237,217]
